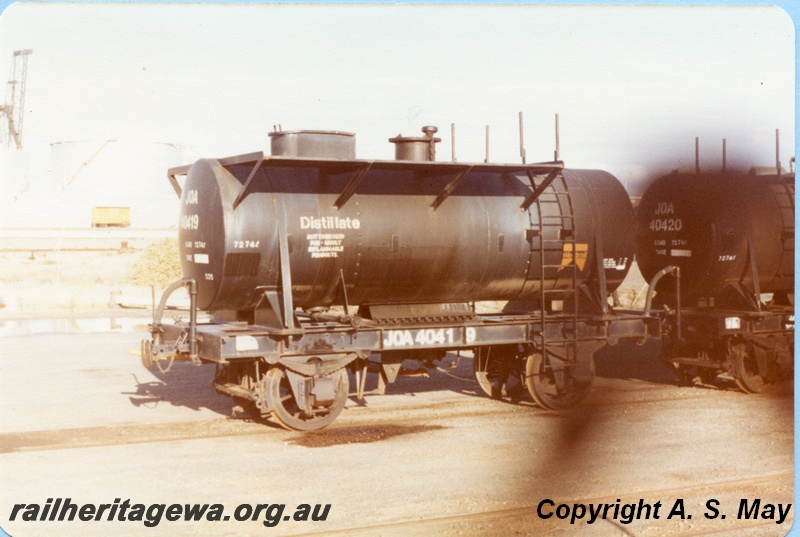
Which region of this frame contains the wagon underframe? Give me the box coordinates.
[144,309,659,430]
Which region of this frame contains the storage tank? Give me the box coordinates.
[635,171,795,306]
[176,130,635,313]
[0,147,30,192]
[50,140,184,228]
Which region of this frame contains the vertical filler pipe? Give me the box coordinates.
[485,125,490,163]
[188,279,199,365]
[519,111,526,164]
[554,113,560,161]
[695,137,700,174]
[675,267,681,343]
[722,138,726,173]
[451,123,456,163]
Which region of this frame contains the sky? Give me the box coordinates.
[0,3,795,196]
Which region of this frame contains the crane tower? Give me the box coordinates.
[0,49,32,150]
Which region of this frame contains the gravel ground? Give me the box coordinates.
[0,329,793,537]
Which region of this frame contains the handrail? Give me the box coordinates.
[643,265,678,316]
[232,152,266,210]
[644,265,681,342]
[152,278,199,364]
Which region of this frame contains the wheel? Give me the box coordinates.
[525,350,593,410]
[141,338,153,369]
[473,346,526,402]
[141,331,164,370]
[732,343,767,394]
[265,367,349,431]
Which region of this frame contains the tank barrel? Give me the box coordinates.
[176,132,632,313]
[636,169,794,307]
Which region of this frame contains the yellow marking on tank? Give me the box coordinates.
[560,243,588,271]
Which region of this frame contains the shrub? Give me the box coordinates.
[128,238,183,289]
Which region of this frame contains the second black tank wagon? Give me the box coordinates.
[635,167,794,392]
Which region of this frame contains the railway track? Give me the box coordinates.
[1,376,781,453]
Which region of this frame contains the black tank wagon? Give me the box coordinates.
[142,126,659,430]
[636,168,795,392]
